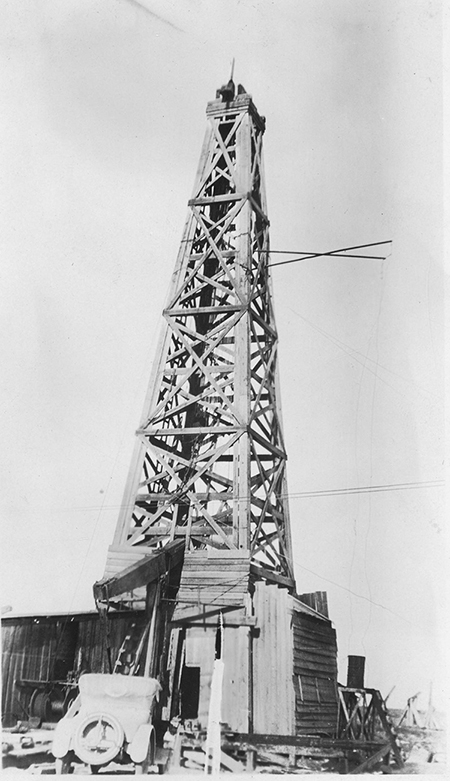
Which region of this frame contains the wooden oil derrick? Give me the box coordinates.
[93,81,340,765]
[104,80,294,583]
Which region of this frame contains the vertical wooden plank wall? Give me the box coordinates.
[221,625,251,732]
[74,612,147,675]
[252,582,295,735]
[184,626,216,726]
[1,618,59,725]
[1,612,145,725]
[182,624,251,733]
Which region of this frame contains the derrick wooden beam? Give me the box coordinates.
[250,563,295,590]
[188,192,247,206]
[349,744,391,774]
[222,733,393,751]
[93,540,184,603]
[170,604,256,626]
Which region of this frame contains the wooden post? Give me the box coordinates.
[144,580,160,678]
[168,725,183,774]
[246,749,256,772]
[247,625,254,735]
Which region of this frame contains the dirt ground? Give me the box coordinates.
[374,707,445,775]
[2,709,447,775]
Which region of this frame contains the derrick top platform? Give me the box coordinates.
[206,79,266,131]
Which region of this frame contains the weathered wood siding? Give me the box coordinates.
[290,599,339,736]
[1,612,144,726]
[2,579,339,738]
[298,591,329,618]
[75,612,147,675]
[173,581,339,737]
[252,582,295,735]
[1,616,59,725]
[171,553,252,733]
[183,625,216,726]
[222,625,251,732]
[166,623,250,732]
[174,552,250,611]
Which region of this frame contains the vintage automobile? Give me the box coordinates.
[51,673,161,774]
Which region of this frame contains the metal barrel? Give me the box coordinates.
[347,655,365,688]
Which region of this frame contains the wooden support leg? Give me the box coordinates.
[349,743,391,774]
[288,747,297,770]
[167,728,182,774]
[246,748,256,772]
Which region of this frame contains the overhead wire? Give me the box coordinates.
[267,240,392,268]
[288,307,442,402]
[286,479,444,499]
[159,560,409,624]
[250,547,413,625]
[291,558,412,625]
[16,477,443,513]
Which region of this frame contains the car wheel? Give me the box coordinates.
[73,712,123,767]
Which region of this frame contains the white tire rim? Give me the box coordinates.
[73,712,124,766]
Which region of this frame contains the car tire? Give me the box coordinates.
[73,712,123,767]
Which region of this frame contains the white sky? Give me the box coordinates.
[0,0,446,712]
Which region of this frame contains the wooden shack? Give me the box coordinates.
[162,553,338,737]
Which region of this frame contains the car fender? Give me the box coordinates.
[52,717,75,758]
[128,723,154,764]
[51,695,82,759]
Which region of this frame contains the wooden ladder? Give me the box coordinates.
[113,622,149,675]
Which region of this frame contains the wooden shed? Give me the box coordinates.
[1,610,145,727]
[153,551,339,737]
